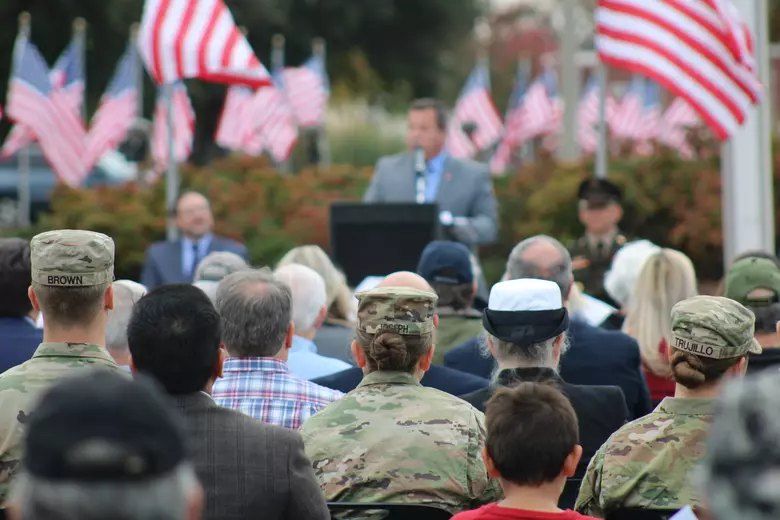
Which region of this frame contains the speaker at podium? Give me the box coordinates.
[330,202,440,287]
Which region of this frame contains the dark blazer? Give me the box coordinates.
[173,392,329,520]
[364,152,498,246]
[460,367,628,479]
[312,365,489,396]
[444,320,652,420]
[0,317,42,374]
[141,235,248,289]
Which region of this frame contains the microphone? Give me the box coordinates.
[414,146,426,204]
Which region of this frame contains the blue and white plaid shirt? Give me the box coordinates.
[212,357,343,430]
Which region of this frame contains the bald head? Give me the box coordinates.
[505,235,573,299]
[175,191,214,239]
[379,271,434,293]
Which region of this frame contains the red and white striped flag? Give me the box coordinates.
[578,79,617,154]
[151,82,194,172]
[215,85,254,151]
[281,55,329,128]
[243,84,298,163]
[4,37,87,186]
[446,64,503,159]
[610,78,644,141]
[137,0,271,88]
[84,43,139,171]
[659,97,700,158]
[595,0,761,141]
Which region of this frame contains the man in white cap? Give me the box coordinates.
[461,279,628,492]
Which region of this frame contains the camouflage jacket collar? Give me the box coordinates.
[358,370,422,388]
[32,342,117,365]
[655,397,715,416]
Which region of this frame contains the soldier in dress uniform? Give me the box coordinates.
[0,230,122,507]
[569,178,627,304]
[300,271,500,513]
[575,295,759,517]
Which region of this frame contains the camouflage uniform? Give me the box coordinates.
[0,230,121,505]
[300,286,501,512]
[575,296,761,517]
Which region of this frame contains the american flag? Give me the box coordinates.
[524,68,564,151]
[595,0,761,141]
[2,37,85,159]
[151,81,195,172]
[244,80,299,163]
[282,54,329,128]
[137,0,271,88]
[633,79,662,155]
[659,97,700,158]
[84,43,139,171]
[490,66,529,174]
[446,64,503,159]
[215,85,254,151]
[578,77,617,154]
[610,75,645,142]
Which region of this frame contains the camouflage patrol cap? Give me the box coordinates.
[31,230,114,287]
[670,295,762,360]
[356,286,437,336]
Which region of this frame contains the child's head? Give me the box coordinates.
[484,382,581,487]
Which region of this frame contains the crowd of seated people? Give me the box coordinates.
[0,217,777,520]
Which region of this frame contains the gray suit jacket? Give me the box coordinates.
[173,392,329,520]
[140,235,248,289]
[364,152,498,246]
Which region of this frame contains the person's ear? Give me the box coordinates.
[314,305,328,330]
[350,340,367,368]
[775,320,780,341]
[419,343,435,372]
[433,313,439,329]
[186,482,205,520]
[214,346,227,379]
[563,444,583,478]
[28,286,40,312]
[130,359,138,375]
[552,334,563,365]
[104,284,114,311]
[481,446,501,478]
[733,356,748,377]
[284,322,295,351]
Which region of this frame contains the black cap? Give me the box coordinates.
[417,240,474,285]
[577,178,622,209]
[23,370,187,482]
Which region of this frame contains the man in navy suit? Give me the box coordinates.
[141,191,248,289]
[446,235,652,419]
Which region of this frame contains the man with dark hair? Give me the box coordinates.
[211,269,342,429]
[364,98,498,248]
[452,383,599,520]
[6,371,203,520]
[128,284,329,520]
[417,240,483,363]
[0,238,42,373]
[0,230,122,506]
[461,279,627,487]
[141,191,248,289]
[723,255,780,373]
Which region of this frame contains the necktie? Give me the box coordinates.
[191,242,201,278]
[595,240,605,260]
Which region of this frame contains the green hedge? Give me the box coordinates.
[32,149,777,283]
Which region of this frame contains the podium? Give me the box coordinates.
[330,202,439,287]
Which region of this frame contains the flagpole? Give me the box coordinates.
[271,34,290,174]
[558,0,581,162]
[73,18,87,122]
[16,12,31,229]
[165,83,179,241]
[595,61,608,179]
[312,37,330,169]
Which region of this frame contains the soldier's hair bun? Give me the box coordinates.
[368,332,410,370]
[670,349,744,390]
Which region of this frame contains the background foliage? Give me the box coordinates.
[35,147,777,284]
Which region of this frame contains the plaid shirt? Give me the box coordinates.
[213,357,343,429]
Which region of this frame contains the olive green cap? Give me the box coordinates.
[356,286,437,336]
[31,230,114,287]
[724,257,780,307]
[670,295,762,360]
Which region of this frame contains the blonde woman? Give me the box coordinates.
[623,248,698,403]
[276,245,356,363]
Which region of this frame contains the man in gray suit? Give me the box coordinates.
[141,191,249,289]
[128,283,329,520]
[364,98,498,247]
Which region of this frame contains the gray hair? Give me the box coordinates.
[505,235,573,297]
[489,333,570,369]
[194,251,248,283]
[274,263,327,334]
[216,269,292,357]
[10,464,199,520]
[105,280,147,357]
